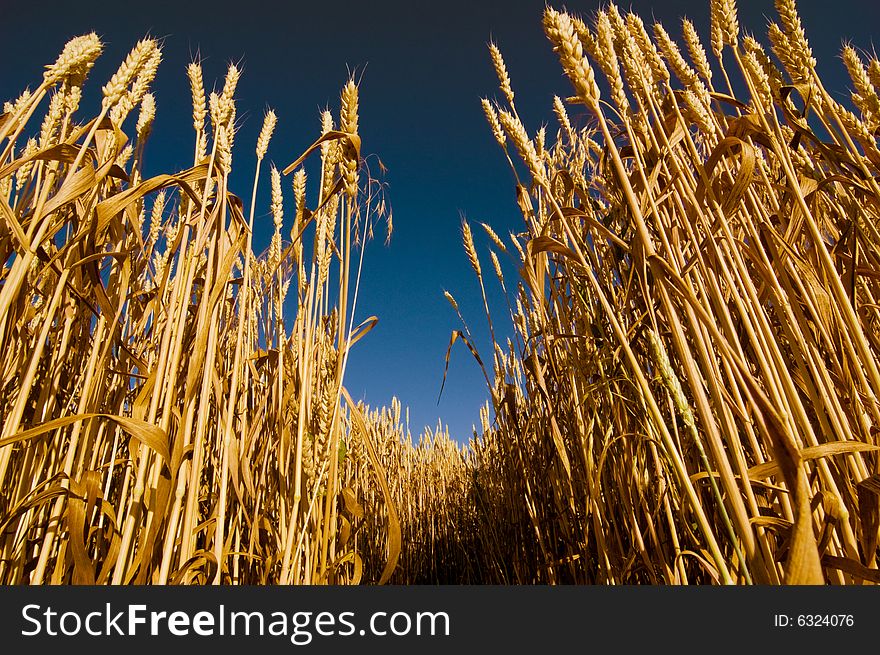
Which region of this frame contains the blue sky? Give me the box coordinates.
[2,0,878,441]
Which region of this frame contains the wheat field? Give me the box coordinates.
[1,0,879,585]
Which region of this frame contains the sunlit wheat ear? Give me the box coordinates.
[292,169,307,220]
[508,231,526,262]
[552,96,574,142]
[709,0,725,57]
[842,46,880,122]
[318,110,339,201]
[340,80,359,135]
[683,89,715,135]
[187,62,206,130]
[682,18,712,83]
[534,126,546,161]
[605,3,627,35]
[270,166,284,226]
[102,38,159,107]
[611,18,653,104]
[741,50,772,111]
[653,22,699,89]
[218,63,240,123]
[4,88,33,128]
[480,222,507,253]
[291,167,307,282]
[136,93,156,140]
[867,57,880,93]
[443,290,459,313]
[497,109,542,180]
[340,80,360,197]
[226,102,237,150]
[571,14,600,61]
[108,45,161,129]
[490,251,505,290]
[61,83,83,117]
[320,109,334,152]
[115,143,134,168]
[742,36,785,95]
[543,8,600,108]
[38,91,65,148]
[43,32,103,86]
[718,0,739,47]
[132,48,161,100]
[269,167,283,269]
[595,11,629,112]
[836,101,880,159]
[256,109,277,160]
[626,13,670,85]
[773,0,816,81]
[482,99,506,147]
[208,91,222,129]
[489,42,514,105]
[461,220,482,279]
[216,124,232,173]
[14,138,38,191]
[767,23,807,85]
[147,190,166,247]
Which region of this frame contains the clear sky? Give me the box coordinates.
[2,0,878,441]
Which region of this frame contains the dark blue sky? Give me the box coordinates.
[2,0,877,441]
